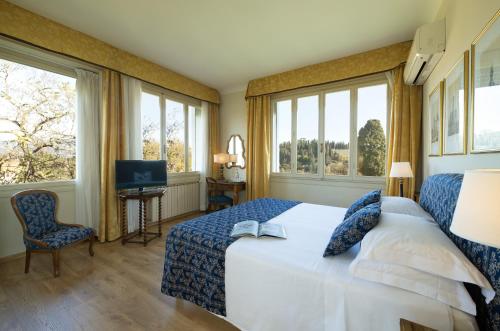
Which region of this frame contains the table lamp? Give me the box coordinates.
[214,153,229,180]
[389,162,413,197]
[451,169,500,249]
[229,154,238,166]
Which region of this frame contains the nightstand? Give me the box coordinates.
[400,319,436,331]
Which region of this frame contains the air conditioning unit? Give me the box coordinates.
[404,19,446,85]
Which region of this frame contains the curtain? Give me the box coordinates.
[208,102,220,178]
[386,64,423,199]
[122,75,142,232]
[99,70,126,242]
[75,69,100,231]
[246,95,271,200]
[198,101,210,211]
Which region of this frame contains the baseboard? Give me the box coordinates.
[0,251,24,264]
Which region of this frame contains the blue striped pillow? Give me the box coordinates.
[324,202,381,257]
[344,190,381,220]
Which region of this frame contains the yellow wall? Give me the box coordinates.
[0,0,219,103]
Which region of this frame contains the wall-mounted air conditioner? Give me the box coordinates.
[404,19,446,85]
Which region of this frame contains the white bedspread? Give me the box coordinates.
[225,203,478,331]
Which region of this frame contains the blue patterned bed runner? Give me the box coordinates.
[160,198,301,316]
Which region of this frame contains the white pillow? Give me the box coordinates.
[381,196,434,222]
[355,212,495,304]
[350,257,477,315]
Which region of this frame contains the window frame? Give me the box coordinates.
[0,37,100,187]
[141,83,201,176]
[271,73,390,184]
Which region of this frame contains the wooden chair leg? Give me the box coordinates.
[24,250,31,274]
[89,235,95,257]
[52,250,60,278]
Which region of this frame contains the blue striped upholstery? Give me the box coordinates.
[420,174,500,331]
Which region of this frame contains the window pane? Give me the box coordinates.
[187,105,197,172]
[0,58,76,184]
[325,90,350,176]
[297,95,319,174]
[274,100,292,173]
[141,92,161,160]
[357,84,387,176]
[165,99,185,173]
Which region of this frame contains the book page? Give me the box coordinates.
[230,220,259,238]
[258,223,287,239]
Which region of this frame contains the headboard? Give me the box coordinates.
[419,174,500,331]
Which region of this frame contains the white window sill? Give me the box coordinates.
[167,172,201,186]
[0,180,75,197]
[270,173,385,188]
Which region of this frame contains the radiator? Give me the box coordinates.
[127,181,200,232]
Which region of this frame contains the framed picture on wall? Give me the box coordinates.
[471,9,500,153]
[429,82,443,156]
[443,51,469,155]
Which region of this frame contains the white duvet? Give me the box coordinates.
[225,203,478,331]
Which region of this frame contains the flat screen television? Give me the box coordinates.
[115,160,167,190]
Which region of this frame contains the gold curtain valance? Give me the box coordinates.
[0,0,220,104]
[246,41,412,98]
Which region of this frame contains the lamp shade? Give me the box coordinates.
[451,169,500,249]
[214,153,229,164]
[389,162,413,178]
[229,154,238,162]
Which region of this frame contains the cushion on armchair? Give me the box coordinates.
[26,226,94,250]
[209,194,233,204]
[14,193,58,238]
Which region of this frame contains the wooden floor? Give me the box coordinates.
[0,215,239,331]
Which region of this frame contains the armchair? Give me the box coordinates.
[10,189,95,277]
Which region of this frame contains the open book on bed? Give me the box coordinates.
[230,220,287,239]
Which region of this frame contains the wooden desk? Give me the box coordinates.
[213,180,246,205]
[400,319,436,331]
[118,188,166,246]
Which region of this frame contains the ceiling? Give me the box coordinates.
[9,0,442,94]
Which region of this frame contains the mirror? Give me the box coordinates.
[226,134,246,169]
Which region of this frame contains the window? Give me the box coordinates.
[0,58,77,185]
[357,84,387,176]
[296,95,319,174]
[273,100,292,173]
[141,88,200,174]
[272,75,389,181]
[325,90,350,176]
[141,92,161,160]
[165,99,185,172]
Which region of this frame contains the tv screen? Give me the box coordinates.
[115,160,167,190]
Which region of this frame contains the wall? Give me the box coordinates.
[219,90,247,189]
[422,0,500,178]
[0,182,76,258]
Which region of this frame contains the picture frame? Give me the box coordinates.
[471,9,500,153]
[429,81,444,157]
[443,51,469,155]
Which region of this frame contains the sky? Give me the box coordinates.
[276,83,388,144]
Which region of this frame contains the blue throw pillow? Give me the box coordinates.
[323,202,381,257]
[344,189,381,220]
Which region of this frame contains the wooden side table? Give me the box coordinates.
[214,180,246,205]
[118,188,166,246]
[400,319,436,331]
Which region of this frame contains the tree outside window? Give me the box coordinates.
[0,59,76,185]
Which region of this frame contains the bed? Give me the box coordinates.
[161,174,500,330]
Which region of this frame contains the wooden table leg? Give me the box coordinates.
[143,198,147,246]
[232,187,239,205]
[121,199,127,245]
[158,196,162,236]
